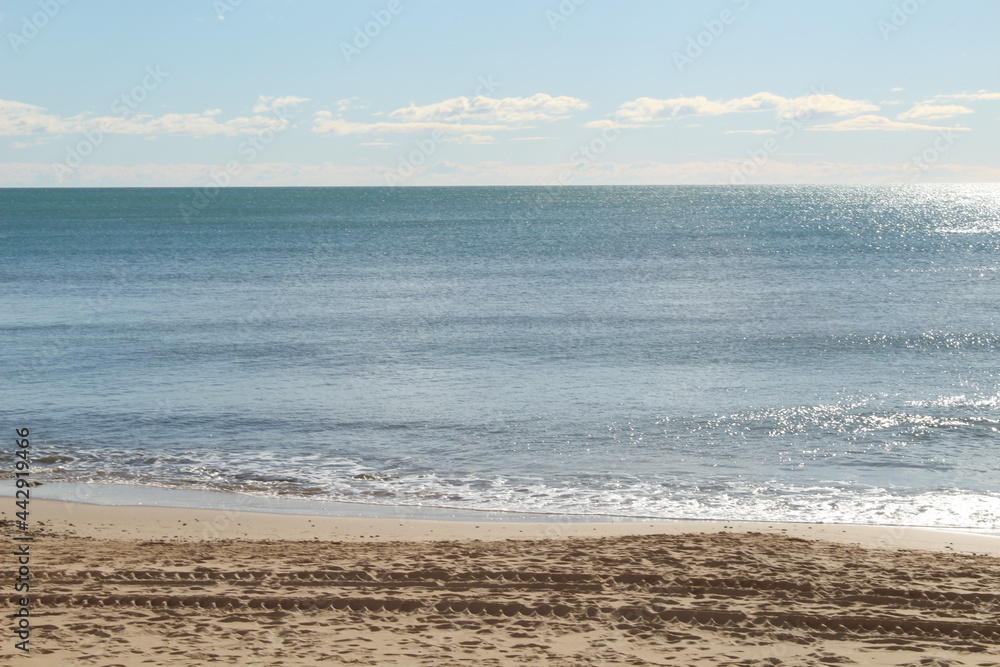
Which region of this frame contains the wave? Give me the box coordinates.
[33,459,1000,529]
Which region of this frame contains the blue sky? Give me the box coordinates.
[2,0,999,186]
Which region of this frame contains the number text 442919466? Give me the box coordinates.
[13,427,32,653]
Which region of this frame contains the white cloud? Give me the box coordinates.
[778,94,879,120]
[446,133,496,144]
[0,99,70,135]
[0,97,294,138]
[811,115,970,132]
[614,95,735,123]
[934,91,1000,102]
[608,92,878,126]
[98,112,289,137]
[335,97,369,112]
[311,112,505,137]
[582,119,624,130]
[252,95,310,113]
[312,93,586,137]
[387,93,588,124]
[898,103,974,121]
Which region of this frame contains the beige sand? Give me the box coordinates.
[3,499,999,666]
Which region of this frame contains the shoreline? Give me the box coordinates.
[13,480,1000,531]
[8,481,662,523]
[7,492,999,554]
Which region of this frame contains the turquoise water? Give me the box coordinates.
[2,185,999,526]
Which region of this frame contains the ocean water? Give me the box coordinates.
[2,185,999,527]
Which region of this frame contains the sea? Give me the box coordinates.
[2,185,999,528]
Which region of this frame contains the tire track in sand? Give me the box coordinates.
[8,531,1000,665]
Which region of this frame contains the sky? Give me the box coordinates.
[1,0,999,187]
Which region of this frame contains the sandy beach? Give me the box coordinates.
[3,499,999,666]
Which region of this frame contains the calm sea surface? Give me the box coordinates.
[2,185,999,527]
